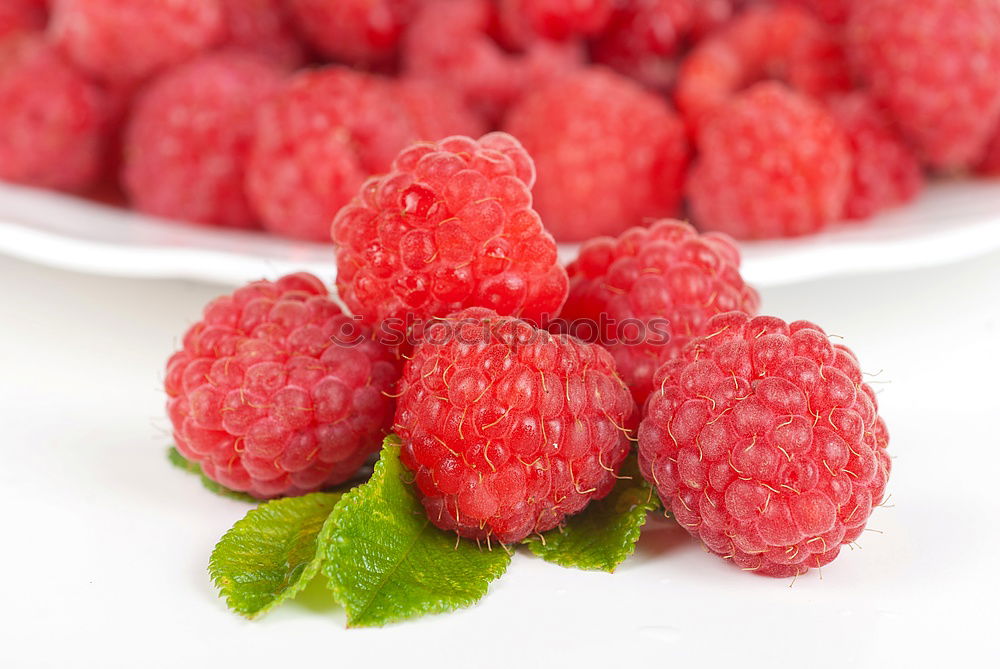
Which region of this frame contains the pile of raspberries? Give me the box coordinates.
[2,0,1000,242]
[167,131,891,578]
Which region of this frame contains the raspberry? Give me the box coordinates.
[0,0,46,40]
[0,33,110,192]
[558,220,759,407]
[785,0,851,24]
[166,273,400,499]
[686,82,851,239]
[847,0,1000,170]
[503,68,689,242]
[638,311,891,577]
[50,0,224,86]
[676,4,851,130]
[247,67,416,241]
[219,0,305,69]
[977,124,1000,176]
[123,51,285,228]
[333,133,569,334]
[285,0,414,66]
[393,79,488,143]
[395,307,635,543]
[403,0,583,121]
[499,0,612,41]
[826,93,923,220]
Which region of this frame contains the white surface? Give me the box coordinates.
[3,180,1000,288]
[2,251,998,668]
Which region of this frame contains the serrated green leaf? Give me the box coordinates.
[166,446,256,503]
[524,454,660,572]
[321,436,511,627]
[209,492,342,618]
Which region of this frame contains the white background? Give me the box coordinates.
[2,245,999,667]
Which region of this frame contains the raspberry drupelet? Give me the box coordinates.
[558,220,759,407]
[394,307,636,544]
[332,133,569,336]
[638,311,891,577]
[166,273,400,499]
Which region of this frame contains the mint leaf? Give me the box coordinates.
[166,446,256,503]
[524,454,659,572]
[209,492,342,618]
[321,436,511,627]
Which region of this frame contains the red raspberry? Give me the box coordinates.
[826,93,923,220]
[247,67,416,241]
[166,273,400,499]
[558,220,759,407]
[333,133,569,334]
[784,0,850,24]
[395,307,635,544]
[403,0,583,121]
[123,51,285,229]
[977,124,1000,176]
[0,33,110,192]
[847,0,1000,170]
[499,0,612,41]
[504,68,689,242]
[638,311,891,577]
[50,0,224,86]
[676,4,851,130]
[0,0,46,40]
[393,79,488,143]
[218,0,305,69]
[686,82,851,239]
[285,0,414,66]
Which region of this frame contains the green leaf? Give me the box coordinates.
[524,454,660,572]
[209,492,342,618]
[321,436,511,627]
[166,446,256,503]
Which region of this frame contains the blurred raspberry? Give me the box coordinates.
[395,307,635,543]
[558,220,759,406]
[638,311,891,577]
[677,4,851,130]
[499,0,612,41]
[247,67,416,241]
[286,0,415,66]
[0,0,46,40]
[687,82,851,239]
[393,79,488,142]
[0,33,110,192]
[504,67,688,241]
[848,0,1000,170]
[784,0,851,24]
[977,124,1000,176]
[332,133,569,333]
[219,0,305,69]
[826,93,923,220]
[123,51,286,228]
[403,0,583,121]
[50,0,224,85]
[166,273,400,499]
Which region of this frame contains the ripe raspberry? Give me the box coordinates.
[50,0,224,86]
[638,311,891,577]
[785,0,851,24]
[558,220,759,407]
[395,307,635,543]
[826,93,923,220]
[123,51,285,229]
[499,0,612,41]
[333,133,569,333]
[247,67,416,241]
[676,4,851,130]
[0,0,46,40]
[166,273,400,499]
[393,79,488,143]
[686,82,851,239]
[847,0,1000,170]
[503,67,689,242]
[218,0,305,69]
[0,33,110,192]
[285,0,414,66]
[403,0,583,121]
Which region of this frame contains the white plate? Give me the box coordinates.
[1,179,999,287]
